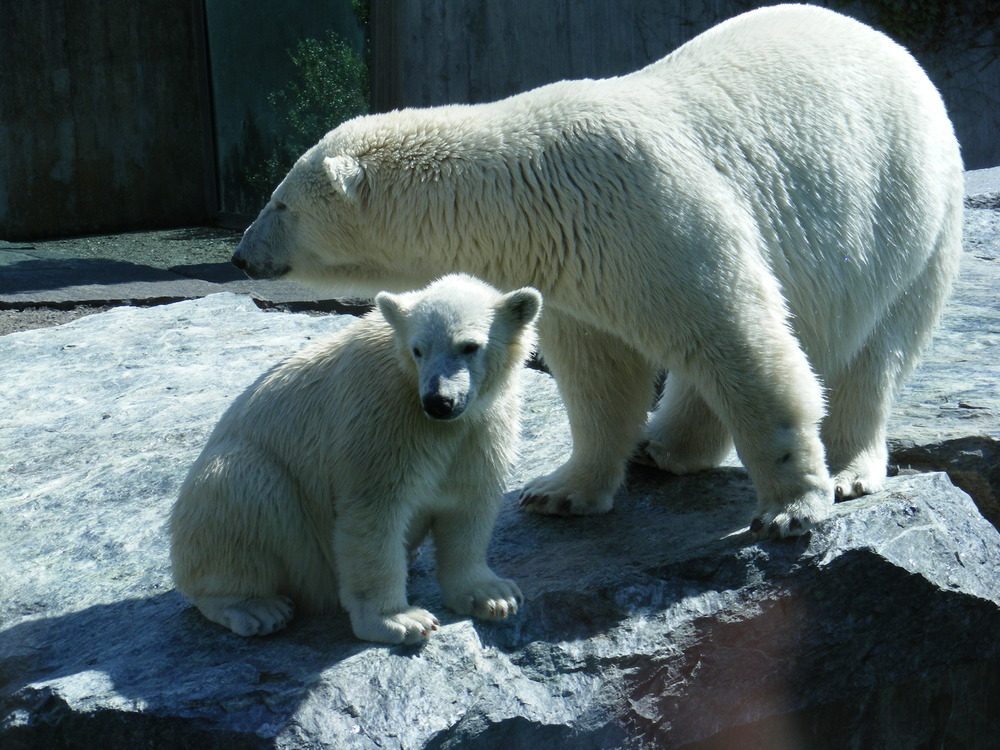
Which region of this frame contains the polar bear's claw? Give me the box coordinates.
[351,606,440,645]
[443,575,523,620]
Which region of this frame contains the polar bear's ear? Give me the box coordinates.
[497,287,542,329]
[324,155,366,200]
[376,291,409,331]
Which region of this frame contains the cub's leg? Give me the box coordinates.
[170,446,317,636]
[520,312,654,515]
[433,493,522,620]
[637,372,733,473]
[335,500,439,645]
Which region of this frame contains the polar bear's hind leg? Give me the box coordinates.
[638,372,733,474]
[822,247,957,501]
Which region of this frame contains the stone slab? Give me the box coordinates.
[1,294,999,748]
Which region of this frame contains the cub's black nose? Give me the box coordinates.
[422,394,456,420]
[231,253,248,271]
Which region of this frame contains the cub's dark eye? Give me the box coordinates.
[273,200,289,212]
[462,343,480,356]
[412,346,422,358]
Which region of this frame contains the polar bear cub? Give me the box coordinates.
[170,274,541,644]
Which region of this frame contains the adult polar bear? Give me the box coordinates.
[232,5,963,537]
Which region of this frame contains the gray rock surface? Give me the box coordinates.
[2,178,999,748]
[886,203,1000,529]
[2,266,999,748]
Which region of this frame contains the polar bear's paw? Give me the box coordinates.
[206,595,295,637]
[633,438,728,475]
[833,459,886,501]
[750,490,833,539]
[443,575,523,620]
[350,606,440,646]
[518,468,616,516]
[833,471,885,502]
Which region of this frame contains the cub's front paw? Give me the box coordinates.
[350,606,440,645]
[444,575,523,620]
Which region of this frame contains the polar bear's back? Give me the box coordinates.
[323,4,961,373]
[201,315,425,495]
[632,4,962,368]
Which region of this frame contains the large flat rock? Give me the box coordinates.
[2,279,999,748]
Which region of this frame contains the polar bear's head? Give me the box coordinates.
[231,118,446,297]
[376,274,541,421]
[230,140,379,288]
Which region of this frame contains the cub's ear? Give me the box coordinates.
[376,291,409,332]
[323,155,366,199]
[497,287,542,329]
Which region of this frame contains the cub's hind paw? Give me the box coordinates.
[199,594,295,637]
[833,471,885,502]
[750,490,832,539]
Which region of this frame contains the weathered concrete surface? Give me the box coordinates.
[1,269,999,748]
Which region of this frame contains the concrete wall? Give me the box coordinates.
[371,0,1000,170]
[0,0,213,241]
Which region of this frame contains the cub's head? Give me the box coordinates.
[376,274,541,421]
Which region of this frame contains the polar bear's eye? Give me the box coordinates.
[461,343,480,356]
[412,346,423,358]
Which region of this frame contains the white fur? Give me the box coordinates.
[232,5,963,537]
[169,274,542,643]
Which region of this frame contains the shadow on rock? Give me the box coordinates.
[0,257,185,296]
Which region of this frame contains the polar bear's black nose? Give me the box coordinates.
[422,394,456,420]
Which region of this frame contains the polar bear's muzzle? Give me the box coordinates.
[231,249,289,280]
[420,371,472,422]
[422,392,462,421]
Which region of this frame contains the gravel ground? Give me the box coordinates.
[0,305,121,334]
[0,227,243,336]
[28,226,242,270]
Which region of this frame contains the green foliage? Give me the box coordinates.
[352,0,370,29]
[244,31,368,206]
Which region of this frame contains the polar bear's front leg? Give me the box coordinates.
[433,502,522,619]
[520,315,653,515]
[335,505,439,645]
[684,311,835,538]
